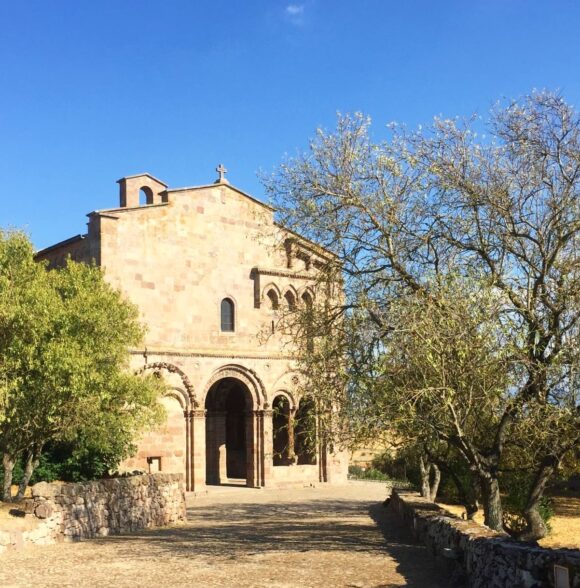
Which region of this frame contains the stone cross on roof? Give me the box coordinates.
[215,163,229,184]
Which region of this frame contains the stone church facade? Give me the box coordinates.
[37,169,348,491]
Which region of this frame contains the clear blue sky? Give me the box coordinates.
[1,0,579,249]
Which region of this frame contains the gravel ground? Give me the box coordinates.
[0,481,452,588]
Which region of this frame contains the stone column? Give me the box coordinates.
[288,408,297,464]
[214,412,227,484]
[184,409,193,491]
[245,410,258,487]
[205,411,226,485]
[191,409,206,490]
[262,409,273,487]
[318,413,327,483]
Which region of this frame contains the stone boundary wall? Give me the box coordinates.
[389,490,580,588]
[0,473,186,554]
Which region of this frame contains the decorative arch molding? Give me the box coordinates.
[163,387,189,410]
[272,389,297,411]
[137,362,197,407]
[202,364,267,409]
[271,368,304,393]
[282,285,298,299]
[298,285,315,302]
[261,282,282,302]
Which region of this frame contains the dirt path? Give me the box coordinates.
[0,481,451,588]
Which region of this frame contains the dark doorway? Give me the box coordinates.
[205,378,252,485]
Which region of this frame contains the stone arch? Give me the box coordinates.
[270,369,303,400]
[283,287,297,310]
[271,388,297,411]
[137,361,197,407]
[272,393,292,466]
[139,185,154,205]
[283,285,298,299]
[201,364,267,409]
[163,387,189,410]
[262,282,282,303]
[132,364,197,490]
[298,286,315,304]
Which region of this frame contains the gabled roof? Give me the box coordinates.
[167,182,276,212]
[116,173,168,187]
[35,234,85,256]
[89,203,168,217]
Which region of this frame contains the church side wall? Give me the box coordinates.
[35,236,91,268]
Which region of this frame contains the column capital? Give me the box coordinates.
[251,409,272,418]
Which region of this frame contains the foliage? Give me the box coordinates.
[501,471,554,535]
[372,451,419,485]
[348,465,391,481]
[265,91,580,540]
[0,230,165,500]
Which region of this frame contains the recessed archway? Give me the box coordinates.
[204,377,254,486]
[273,394,291,466]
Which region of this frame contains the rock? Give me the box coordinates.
[34,503,54,519]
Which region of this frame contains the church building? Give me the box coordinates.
[36,167,348,491]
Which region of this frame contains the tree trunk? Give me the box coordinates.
[419,455,431,499]
[518,456,558,542]
[466,476,480,520]
[480,475,504,531]
[429,463,441,502]
[15,447,41,501]
[2,453,15,502]
[439,461,479,519]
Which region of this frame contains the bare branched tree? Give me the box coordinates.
[264,91,580,540]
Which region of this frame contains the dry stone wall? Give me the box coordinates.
[390,490,580,588]
[0,473,185,554]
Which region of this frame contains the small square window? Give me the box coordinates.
[147,456,162,473]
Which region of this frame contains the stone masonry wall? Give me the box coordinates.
[0,473,185,554]
[390,490,580,588]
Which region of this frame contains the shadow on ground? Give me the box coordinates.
[97,497,452,587]
[368,502,458,587]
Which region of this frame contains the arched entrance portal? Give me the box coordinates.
[205,377,254,486]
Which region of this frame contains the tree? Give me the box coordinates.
[0,230,165,501]
[264,91,580,539]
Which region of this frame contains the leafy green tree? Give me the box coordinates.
[0,230,164,501]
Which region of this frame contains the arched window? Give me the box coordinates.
[284,291,296,310]
[272,395,291,466]
[267,289,279,310]
[295,396,317,465]
[220,298,235,332]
